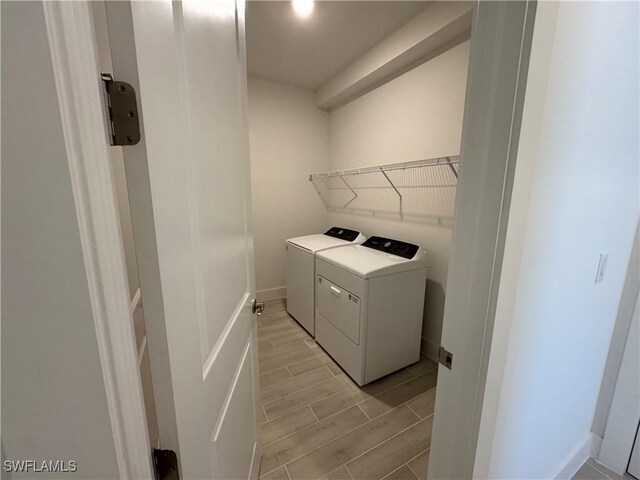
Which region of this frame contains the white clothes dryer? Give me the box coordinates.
[315,236,428,385]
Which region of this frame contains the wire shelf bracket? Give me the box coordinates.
[309,156,460,219]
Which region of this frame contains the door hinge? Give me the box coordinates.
[438,346,453,370]
[152,448,179,480]
[101,73,141,146]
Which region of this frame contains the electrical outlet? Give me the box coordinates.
[595,254,609,283]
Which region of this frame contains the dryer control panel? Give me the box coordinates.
[324,227,360,242]
[362,236,419,259]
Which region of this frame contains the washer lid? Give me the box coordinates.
[316,239,428,279]
[286,228,365,253]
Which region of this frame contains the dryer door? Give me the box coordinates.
[317,276,360,344]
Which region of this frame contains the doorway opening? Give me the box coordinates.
[245,2,472,478]
[81,0,535,478]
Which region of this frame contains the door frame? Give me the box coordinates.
[429,1,537,479]
[43,0,537,479]
[42,2,154,478]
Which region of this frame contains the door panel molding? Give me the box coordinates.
[210,337,258,480]
[212,340,253,442]
[108,1,260,476]
[202,292,251,379]
[42,2,153,478]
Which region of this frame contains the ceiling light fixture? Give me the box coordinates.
[292,0,314,18]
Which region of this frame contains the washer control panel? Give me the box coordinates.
[362,236,419,259]
[324,227,360,242]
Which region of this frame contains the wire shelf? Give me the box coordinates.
[309,156,459,224]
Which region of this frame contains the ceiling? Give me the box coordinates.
[246,1,431,90]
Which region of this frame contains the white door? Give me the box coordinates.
[103,1,260,478]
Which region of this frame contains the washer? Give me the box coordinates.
[286,227,365,336]
[314,236,428,385]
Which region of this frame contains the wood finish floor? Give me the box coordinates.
[257,299,438,480]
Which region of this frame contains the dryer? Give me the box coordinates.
[315,236,428,385]
[285,227,365,336]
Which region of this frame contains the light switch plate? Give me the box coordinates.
[595,254,609,283]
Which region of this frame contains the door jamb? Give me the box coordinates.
[42,2,154,478]
[429,1,537,479]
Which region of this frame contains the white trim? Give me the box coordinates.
[212,341,252,442]
[551,433,596,480]
[42,2,153,478]
[591,434,603,459]
[429,2,537,479]
[598,289,640,475]
[202,292,250,380]
[257,286,286,302]
[131,287,142,313]
[420,337,439,363]
[593,224,640,437]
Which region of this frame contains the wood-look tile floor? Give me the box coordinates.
[257,299,438,480]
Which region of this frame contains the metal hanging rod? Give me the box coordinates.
[309,155,460,179]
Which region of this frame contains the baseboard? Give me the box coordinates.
[256,286,286,302]
[590,434,603,458]
[421,337,439,363]
[552,432,596,479]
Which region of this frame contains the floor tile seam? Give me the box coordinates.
[356,403,372,421]
[261,407,320,448]
[405,403,422,420]
[259,327,306,341]
[401,384,436,414]
[258,348,324,374]
[380,463,414,480]
[307,384,359,415]
[587,461,618,480]
[354,371,436,407]
[263,374,350,412]
[262,404,270,424]
[261,370,335,403]
[265,369,435,444]
[282,464,292,480]
[271,335,314,348]
[259,344,314,364]
[406,446,430,469]
[343,463,356,480]
[340,413,427,474]
[259,366,294,391]
[260,404,387,477]
[405,461,422,480]
[264,383,360,431]
[279,406,424,477]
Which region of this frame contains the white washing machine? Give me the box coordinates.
[315,236,428,385]
[286,227,365,336]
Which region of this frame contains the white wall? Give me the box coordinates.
[1,2,120,477]
[327,40,470,356]
[476,2,639,478]
[248,78,330,299]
